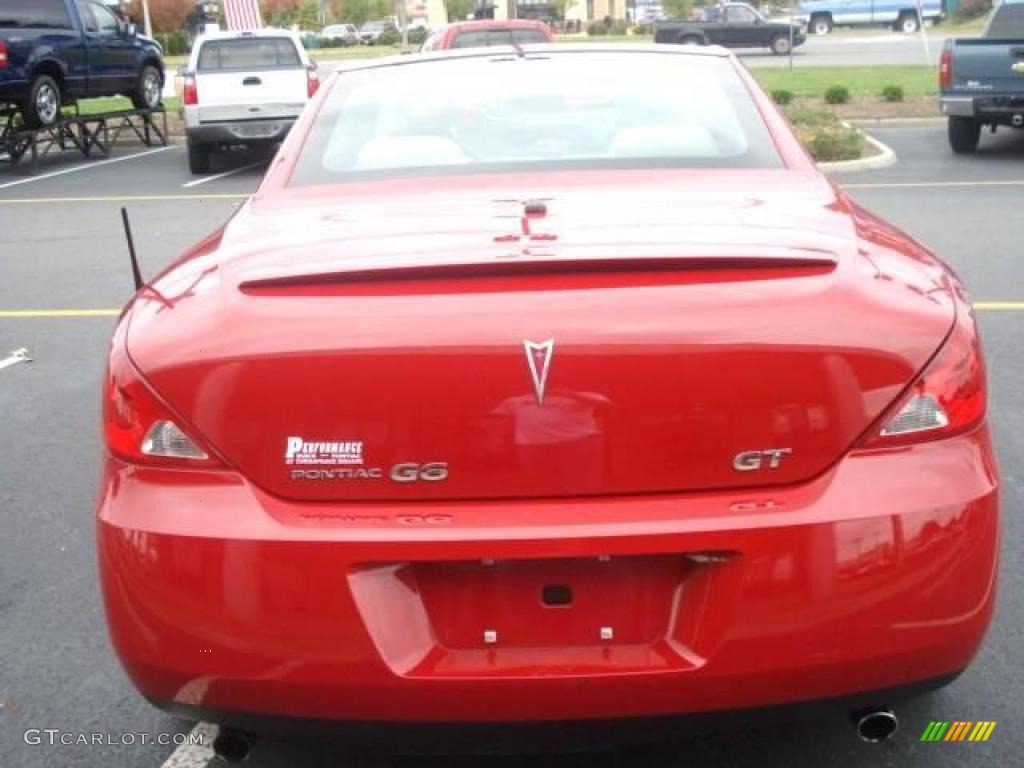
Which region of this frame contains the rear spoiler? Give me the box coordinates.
[239,250,838,293]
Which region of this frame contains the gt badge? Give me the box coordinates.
[523,339,555,405]
[733,448,792,472]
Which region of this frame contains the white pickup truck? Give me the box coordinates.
[179,29,319,173]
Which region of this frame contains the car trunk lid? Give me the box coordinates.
[128,172,954,502]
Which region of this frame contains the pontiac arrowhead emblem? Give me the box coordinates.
[523,339,555,405]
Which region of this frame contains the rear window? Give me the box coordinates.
[0,0,72,29]
[197,37,302,72]
[452,28,548,48]
[986,5,1024,38]
[290,52,782,187]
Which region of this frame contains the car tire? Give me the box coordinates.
[187,139,212,174]
[810,15,832,35]
[130,64,163,111]
[678,35,704,46]
[948,117,981,154]
[22,74,61,129]
[897,13,920,34]
[770,35,792,55]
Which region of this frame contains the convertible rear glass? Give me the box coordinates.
[289,51,783,186]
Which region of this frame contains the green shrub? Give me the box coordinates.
[881,84,904,102]
[376,29,400,46]
[953,0,992,22]
[632,22,655,35]
[788,110,863,162]
[609,20,631,35]
[804,125,863,162]
[407,27,428,45]
[154,31,190,56]
[319,36,355,48]
[587,21,610,35]
[824,85,850,105]
[771,89,793,106]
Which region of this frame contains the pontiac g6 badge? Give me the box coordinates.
[523,339,555,405]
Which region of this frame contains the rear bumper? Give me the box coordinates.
[942,94,1024,122]
[185,118,296,145]
[153,671,961,749]
[97,428,999,724]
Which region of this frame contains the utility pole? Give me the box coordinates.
[141,0,153,37]
[397,0,409,51]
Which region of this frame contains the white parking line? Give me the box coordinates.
[181,161,265,189]
[0,347,31,371]
[160,723,218,768]
[0,146,177,190]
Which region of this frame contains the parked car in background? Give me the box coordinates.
[796,0,944,35]
[179,29,318,173]
[359,19,398,45]
[0,0,164,128]
[420,19,553,51]
[319,23,358,46]
[940,3,1024,153]
[655,3,806,55]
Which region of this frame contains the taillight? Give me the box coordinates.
[859,313,985,449]
[306,67,319,98]
[182,75,197,106]
[939,44,953,90]
[0,41,8,69]
[104,338,223,467]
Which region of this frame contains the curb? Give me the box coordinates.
[847,116,945,129]
[818,128,897,174]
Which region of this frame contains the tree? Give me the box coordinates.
[549,0,576,20]
[662,0,693,20]
[146,0,193,33]
[295,0,322,27]
[332,0,392,25]
[444,0,475,22]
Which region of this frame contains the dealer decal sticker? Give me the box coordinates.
[285,437,364,466]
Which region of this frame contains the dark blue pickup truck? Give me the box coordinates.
[0,0,164,128]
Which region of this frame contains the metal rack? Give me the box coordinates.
[0,105,168,173]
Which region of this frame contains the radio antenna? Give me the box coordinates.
[120,207,144,291]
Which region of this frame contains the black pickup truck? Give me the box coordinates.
[940,3,1024,153]
[655,3,807,56]
[0,0,164,128]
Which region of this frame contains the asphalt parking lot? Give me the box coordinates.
[0,124,1021,767]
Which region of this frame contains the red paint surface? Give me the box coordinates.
[98,48,999,725]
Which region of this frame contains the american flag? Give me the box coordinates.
[222,0,263,31]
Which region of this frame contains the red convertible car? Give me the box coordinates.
[98,46,998,756]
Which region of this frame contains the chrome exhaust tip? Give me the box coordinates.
[1013,114,1024,127]
[854,708,898,743]
[212,728,255,763]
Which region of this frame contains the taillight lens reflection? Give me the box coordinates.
[104,340,222,467]
[860,314,986,449]
[182,75,198,106]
